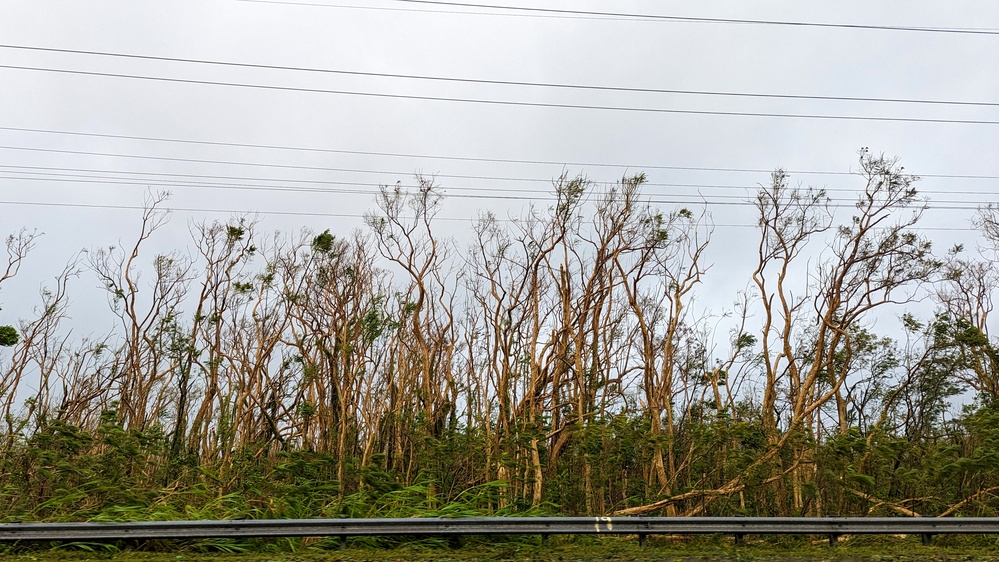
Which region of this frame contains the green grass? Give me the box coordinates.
[3,534,999,562]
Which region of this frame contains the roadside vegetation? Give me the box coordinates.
[1,149,999,530]
[5,534,999,561]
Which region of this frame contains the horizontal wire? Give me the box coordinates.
[234,0,655,21]
[0,153,556,186]
[0,166,754,195]
[2,44,995,108]
[390,0,999,35]
[3,64,999,125]
[2,126,998,180]
[0,198,373,221]
[237,0,999,35]
[1,161,997,200]
[1,173,991,212]
[0,198,981,230]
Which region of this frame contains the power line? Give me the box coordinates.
[3,126,999,181]
[0,163,751,193]
[390,1,999,35]
[2,168,994,212]
[0,172,751,202]
[1,160,997,201]
[235,0,663,20]
[3,64,999,126]
[0,146,556,184]
[0,198,370,220]
[0,126,844,176]
[0,198,982,231]
[0,145,765,190]
[0,173,806,203]
[3,44,996,108]
[241,0,999,36]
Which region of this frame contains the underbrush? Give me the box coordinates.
[4,534,999,561]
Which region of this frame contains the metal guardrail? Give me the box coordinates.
[0,517,995,546]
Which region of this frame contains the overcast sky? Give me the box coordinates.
[1,0,997,334]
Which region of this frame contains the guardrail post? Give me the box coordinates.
[541,533,550,546]
[824,514,840,546]
[734,533,744,546]
[915,514,933,545]
[338,535,347,550]
[636,515,648,547]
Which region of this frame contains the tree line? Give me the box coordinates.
[1,149,998,520]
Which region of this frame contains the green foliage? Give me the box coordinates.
[226,224,245,242]
[7,160,999,536]
[1,399,999,531]
[0,325,16,347]
[735,332,757,350]
[362,297,391,343]
[311,229,336,255]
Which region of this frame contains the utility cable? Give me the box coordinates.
[1,161,997,200]
[236,0,999,35]
[2,44,995,108]
[0,198,982,230]
[2,172,992,212]
[2,126,998,180]
[3,64,998,126]
[235,0,653,21]
[390,1,999,35]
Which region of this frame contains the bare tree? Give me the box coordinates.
[86,192,193,431]
[172,217,259,463]
[615,197,711,504]
[0,262,77,446]
[0,229,41,348]
[284,228,389,492]
[619,150,936,516]
[365,176,458,476]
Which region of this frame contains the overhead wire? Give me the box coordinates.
[1,159,997,201]
[1,165,993,212]
[390,1,999,35]
[2,64,998,126]
[234,0,650,21]
[0,163,753,194]
[236,0,999,35]
[2,126,998,181]
[0,36,995,219]
[0,10,988,269]
[0,196,983,232]
[0,198,372,220]
[0,147,986,227]
[1,44,995,108]
[0,145,560,184]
